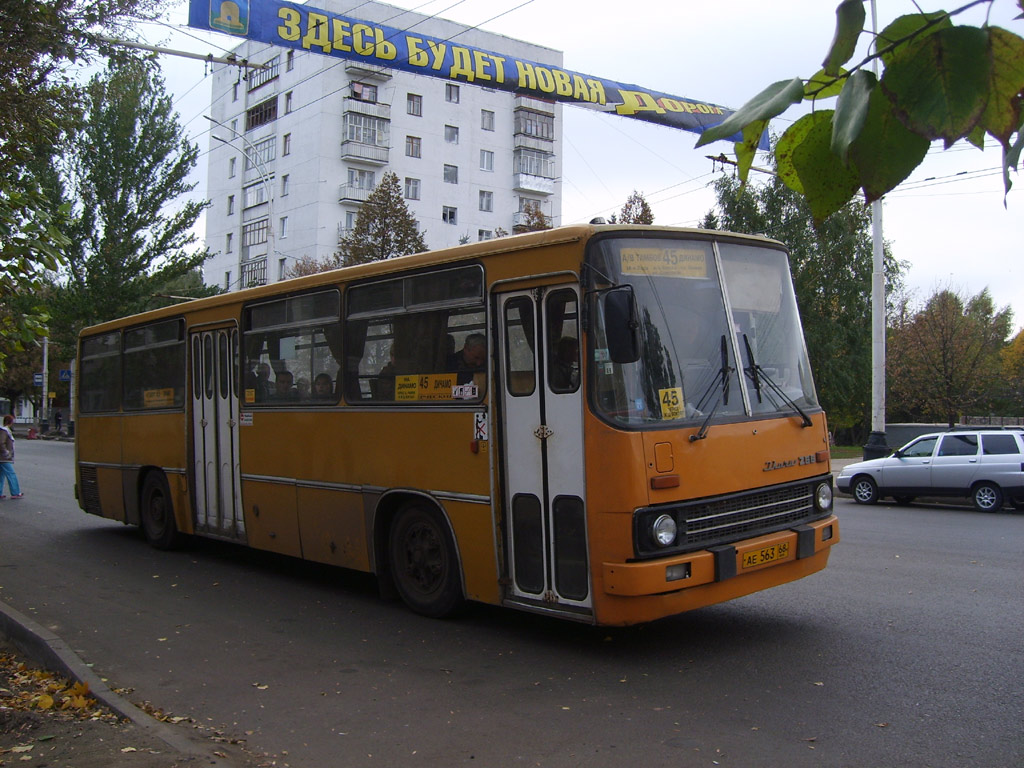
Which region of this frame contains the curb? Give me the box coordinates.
[0,598,221,761]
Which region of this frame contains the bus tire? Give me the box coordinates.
[971,482,1003,513]
[851,475,879,505]
[388,502,464,618]
[140,472,183,550]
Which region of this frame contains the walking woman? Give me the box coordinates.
[0,414,23,499]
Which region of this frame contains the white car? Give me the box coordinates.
[836,429,1024,512]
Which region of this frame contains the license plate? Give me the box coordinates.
[742,541,790,569]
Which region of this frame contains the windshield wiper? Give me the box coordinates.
[742,333,812,428]
[690,336,733,442]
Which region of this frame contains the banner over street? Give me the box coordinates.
[189,0,749,143]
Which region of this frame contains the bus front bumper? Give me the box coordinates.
[602,515,839,598]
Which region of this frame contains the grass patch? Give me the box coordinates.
[831,445,865,459]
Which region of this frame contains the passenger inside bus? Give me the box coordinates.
[273,370,297,400]
[550,336,580,391]
[447,333,487,384]
[313,373,334,399]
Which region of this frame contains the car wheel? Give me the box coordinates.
[852,476,879,505]
[971,482,1003,512]
[893,496,915,506]
[388,502,464,618]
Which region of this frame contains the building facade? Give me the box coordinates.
[203,0,563,290]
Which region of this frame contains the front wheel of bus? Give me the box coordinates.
[140,473,182,550]
[852,476,879,505]
[389,503,464,618]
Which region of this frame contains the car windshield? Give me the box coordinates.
[586,235,819,429]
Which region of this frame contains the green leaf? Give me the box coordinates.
[880,25,991,147]
[778,111,861,223]
[805,68,847,101]
[832,70,877,161]
[967,124,987,150]
[735,119,769,183]
[980,27,1024,143]
[823,0,866,76]
[1004,116,1024,198]
[848,87,930,202]
[874,12,952,67]
[695,78,804,148]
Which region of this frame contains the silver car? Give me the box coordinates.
[836,429,1024,512]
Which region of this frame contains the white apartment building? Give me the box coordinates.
[203,0,563,291]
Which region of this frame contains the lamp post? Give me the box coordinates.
[204,115,277,285]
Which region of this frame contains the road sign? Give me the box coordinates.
[33,373,43,386]
[59,369,72,382]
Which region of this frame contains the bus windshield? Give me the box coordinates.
[586,235,818,429]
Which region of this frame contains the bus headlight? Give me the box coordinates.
[652,514,678,547]
[815,482,833,512]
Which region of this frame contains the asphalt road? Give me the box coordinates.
[1,440,1022,767]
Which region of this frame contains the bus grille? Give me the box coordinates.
[79,466,102,517]
[633,477,829,558]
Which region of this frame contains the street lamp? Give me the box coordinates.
[204,115,277,285]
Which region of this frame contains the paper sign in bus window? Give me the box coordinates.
[620,248,708,278]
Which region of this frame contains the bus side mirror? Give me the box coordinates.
[604,286,641,364]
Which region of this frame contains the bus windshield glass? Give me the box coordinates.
[586,235,818,429]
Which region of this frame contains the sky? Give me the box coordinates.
[139,0,1023,334]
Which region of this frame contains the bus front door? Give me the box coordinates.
[498,287,590,614]
[190,328,245,541]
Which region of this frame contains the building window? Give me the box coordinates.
[281,174,290,196]
[351,81,377,102]
[242,218,269,247]
[286,50,294,71]
[345,113,389,146]
[515,110,555,140]
[228,157,236,178]
[245,96,278,130]
[279,216,289,239]
[244,182,269,209]
[345,210,357,230]
[245,136,276,170]
[278,257,287,280]
[404,177,420,200]
[405,135,421,158]
[442,206,457,225]
[348,168,375,190]
[444,125,459,144]
[225,270,232,289]
[478,229,493,241]
[225,232,233,253]
[446,83,459,103]
[283,133,291,156]
[480,149,494,171]
[443,164,458,184]
[232,82,238,102]
[248,56,280,91]
[479,190,493,212]
[481,109,494,131]
[227,195,235,215]
[407,93,422,116]
[515,148,554,178]
[285,91,293,114]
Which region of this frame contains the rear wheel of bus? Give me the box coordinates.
[140,472,182,550]
[388,502,463,618]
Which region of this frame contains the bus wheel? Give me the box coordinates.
[140,473,182,550]
[971,482,1003,513]
[852,476,879,505]
[388,503,464,618]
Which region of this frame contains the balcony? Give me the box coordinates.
[240,257,267,288]
[345,62,392,82]
[514,95,555,115]
[514,173,556,195]
[513,210,552,232]
[339,184,372,203]
[340,141,389,165]
[343,97,391,120]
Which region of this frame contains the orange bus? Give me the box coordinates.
[74,224,837,626]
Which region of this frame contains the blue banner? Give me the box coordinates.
[189,0,751,143]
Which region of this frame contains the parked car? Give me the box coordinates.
[836,429,1024,511]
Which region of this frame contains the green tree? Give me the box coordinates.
[619,190,654,224]
[887,287,1013,426]
[46,59,209,350]
[703,168,903,439]
[696,1,1024,223]
[1,0,167,368]
[337,172,427,267]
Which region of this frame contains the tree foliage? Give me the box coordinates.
[0,0,168,369]
[703,168,903,436]
[696,1,1024,223]
[517,200,552,232]
[46,59,209,350]
[619,190,655,224]
[887,287,1013,425]
[337,172,427,267]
